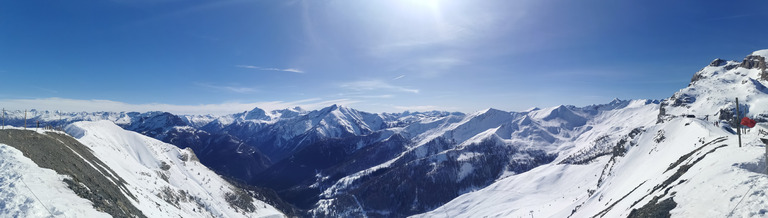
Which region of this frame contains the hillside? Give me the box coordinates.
[416,49,768,217]
[0,122,286,218]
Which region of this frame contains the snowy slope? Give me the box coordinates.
[416,49,768,218]
[417,118,768,217]
[65,121,284,218]
[0,143,111,218]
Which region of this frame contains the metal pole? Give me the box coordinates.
[761,138,768,175]
[736,98,742,147]
[24,110,27,130]
[2,108,4,130]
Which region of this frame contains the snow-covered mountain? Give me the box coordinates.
[414,49,768,217]
[302,100,658,217]
[0,122,286,217]
[5,49,768,217]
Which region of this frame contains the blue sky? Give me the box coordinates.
[2,0,768,114]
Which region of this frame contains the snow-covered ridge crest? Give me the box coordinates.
[65,121,285,218]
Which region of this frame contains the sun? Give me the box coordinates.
[406,0,443,15]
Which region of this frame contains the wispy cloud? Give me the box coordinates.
[0,97,359,116]
[195,83,258,93]
[340,80,419,94]
[392,75,405,80]
[236,65,305,73]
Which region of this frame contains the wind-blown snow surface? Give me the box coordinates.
[416,50,768,217]
[65,121,284,218]
[0,143,110,218]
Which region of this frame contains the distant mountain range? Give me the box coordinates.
[3,50,768,217]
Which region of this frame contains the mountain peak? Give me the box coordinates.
[324,104,340,111]
[525,107,541,112]
[660,49,768,123]
[320,104,356,114]
[473,108,509,117]
[244,107,269,120]
[609,98,622,104]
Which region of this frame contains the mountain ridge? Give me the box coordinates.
[4,50,768,217]
[416,49,768,217]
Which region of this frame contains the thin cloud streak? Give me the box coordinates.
[196,83,258,93]
[392,75,405,80]
[236,65,305,73]
[341,80,419,94]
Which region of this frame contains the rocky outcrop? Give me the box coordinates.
[709,58,725,67]
[739,55,767,70]
[739,55,768,81]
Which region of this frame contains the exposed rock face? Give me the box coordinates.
[689,71,705,85]
[709,58,725,67]
[739,55,767,70]
[740,55,768,81]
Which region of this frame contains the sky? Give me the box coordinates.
[2,0,768,115]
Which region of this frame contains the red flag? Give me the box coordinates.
[741,117,757,128]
